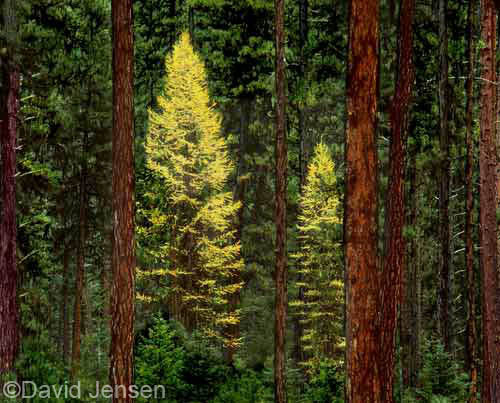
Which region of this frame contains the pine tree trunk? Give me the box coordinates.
[274,0,288,401]
[464,0,478,401]
[438,0,451,353]
[479,0,500,400]
[0,28,19,374]
[71,133,88,379]
[294,0,308,371]
[61,236,71,364]
[344,0,380,401]
[401,144,422,391]
[110,0,135,401]
[227,98,250,363]
[381,0,414,399]
[410,152,420,388]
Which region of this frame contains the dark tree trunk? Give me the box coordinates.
[380,0,414,399]
[110,0,136,401]
[71,133,88,379]
[294,0,308,370]
[438,0,451,353]
[479,0,500,400]
[401,150,420,389]
[170,0,176,48]
[61,235,71,364]
[344,0,380,401]
[188,7,194,43]
[0,34,19,375]
[227,98,250,363]
[298,0,308,188]
[464,0,478,401]
[274,0,288,401]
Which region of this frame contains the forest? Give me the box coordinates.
[1,0,500,402]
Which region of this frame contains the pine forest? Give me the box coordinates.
[1,0,500,402]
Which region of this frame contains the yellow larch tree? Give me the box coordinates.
[292,143,344,370]
[142,32,243,348]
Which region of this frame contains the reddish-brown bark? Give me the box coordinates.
[344,0,380,401]
[0,66,20,375]
[274,0,287,401]
[380,0,414,399]
[110,0,136,401]
[479,0,500,400]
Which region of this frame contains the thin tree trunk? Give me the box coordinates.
[410,152,420,387]
[274,0,288,401]
[479,0,500,400]
[227,98,250,363]
[294,0,308,370]
[61,235,71,364]
[344,0,380,401]
[0,3,19,371]
[188,7,194,43]
[402,150,420,390]
[170,0,176,48]
[464,0,478,401]
[110,0,135,401]
[380,0,414,399]
[71,133,88,379]
[438,0,451,353]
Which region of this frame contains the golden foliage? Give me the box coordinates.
[142,32,243,347]
[293,143,344,368]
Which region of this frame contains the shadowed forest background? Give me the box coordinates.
[1,0,500,402]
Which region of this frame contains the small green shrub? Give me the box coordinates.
[415,339,470,403]
[210,369,273,403]
[301,359,344,403]
[135,316,230,403]
[135,317,189,402]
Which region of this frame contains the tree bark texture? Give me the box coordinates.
[344,0,380,401]
[110,0,136,401]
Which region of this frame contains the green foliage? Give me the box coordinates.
[211,370,273,403]
[300,359,344,403]
[15,336,67,403]
[398,339,471,403]
[135,317,189,402]
[135,317,273,403]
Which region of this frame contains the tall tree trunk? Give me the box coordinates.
[401,150,420,389]
[344,0,380,401]
[380,0,414,399]
[227,98,250,363]
[438,0,451,353]
[479,0,500,400]
[71,133,88,379]
[274,0,288,401]
[464,0,478,401]
[0,0,19,371]
[110,0,135,401]
[294,0,308,370]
